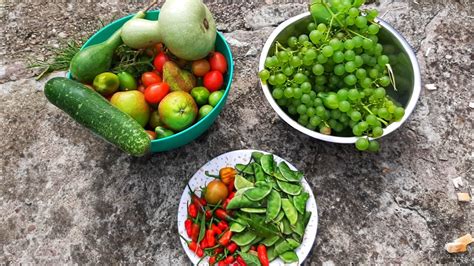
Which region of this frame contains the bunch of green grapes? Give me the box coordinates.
[259,0,405,151]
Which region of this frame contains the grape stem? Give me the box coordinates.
[362,105,388,126]
[346,29,371,40]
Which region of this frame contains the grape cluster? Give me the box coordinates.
[259,0,405,151]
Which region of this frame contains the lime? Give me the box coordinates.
[191,86,210,106]
[208,90,224,107]
[93,72,120,96]
[117,71,137,91]
[234,175,254,190]
[198,104,213,120]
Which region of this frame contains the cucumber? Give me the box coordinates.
[44,77,150,156]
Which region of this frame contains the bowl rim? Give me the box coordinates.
[67,10,234,144]
[258,12,421,144]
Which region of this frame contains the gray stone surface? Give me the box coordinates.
[1,0,473,264]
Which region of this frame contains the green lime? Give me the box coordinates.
[208,90,224,107]
[93,72,120,96]
[198,105,213,120]
[117,71,137,91]
[234,175,254,190]
[190,86,210,106]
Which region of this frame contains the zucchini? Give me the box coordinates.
[44,77,150,156]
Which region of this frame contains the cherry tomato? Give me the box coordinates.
[204,180,228,205]
[137,85,146,93]
[144,83,170,104]
[209,52,228,73]
[203,70,224,92]
[145,130,156,140]
[192,59,211,77]
[153,52,170,72]
[141,72,162,87]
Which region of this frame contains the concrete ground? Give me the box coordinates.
[1,0,473,264]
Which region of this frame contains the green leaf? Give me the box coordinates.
[239,252,262,266]
[238,214,281,238]
[197,212,206,243]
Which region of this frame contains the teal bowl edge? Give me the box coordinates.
[66,10,234,153]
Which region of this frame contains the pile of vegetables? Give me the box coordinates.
[182,152,311,265]
[44,0,228,156]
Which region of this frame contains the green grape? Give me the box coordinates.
[303,57,314,66]
[301,94,311,104]
[374,43,384,56]
[367,9,379,20]
[309,30,323,44]
[369,68,379,79]
[378,107,389,119]
[277,98,288,107]
[265,57,275,68]
[338,100,351,112]
[372,126,383,137]
[277,51,290,62]
[312,64,325,75]
[344,74,357,85]
[283,66,295,76]
[348,88,360,101]
[334,64,346,76]
[298,34,309,43]
[358,121,369,131]
[367,24,380,35]
[355,68,367,80]
[309,91,317,99]
[314,98,323,106]
[368,35,378,44]
[292,98,301,106]
[293,87,303,99]
[298,114,309,126]
[344,61,357,73]
[394,107,405,121]
[290,56,303,67]
[283,87,294,98]
[328,119,339,129]
[275,73,287,85]
[344,39,355,50]
[330,109,342,119]
[345,16,355,26]
[352,124,363,136]
[306,106,316,117]
[287,36,298,48]
[317,23,327,32]
[363,39,374,50]
[297,104,307,115]
[348,7,359,17]
[268,75,277,85]
[355,16,368,29]
[322,46,334,57]
[373,87,386,98]
[359,91,366,99]
[294,73,307,84]
[353,36,363,48]
[310,116,322,127]
[259,69,270,81]
[320,126,332,135]
[305,48,317,60]
[307,22,317,31]
[272,88,284,99]
[350,110,362,121]
[367,140,380,152]
[333,122,344,132]
[317,54,328,64]
[377,55,389,67]
[329,39,343,51]
[361,77,372,89]
[354,55,364,67]
[288,105,297,115]
[306,123,317,130]
[315,105,326,117]
[337,89,348,100]
[301,82,312,93]
[329,75,340,86]
[339,113,350,124]
[344,50,356,61]
[363,87,374,96]
[368,56,377,66]
[315,75,327,85]
[355,138,370,151]
[303,70,311,77]
[323,93,339,109]
[333,51,345,63]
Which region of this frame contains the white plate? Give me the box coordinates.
[177,149,318,265]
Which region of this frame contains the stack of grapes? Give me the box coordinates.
[259,0,405,151]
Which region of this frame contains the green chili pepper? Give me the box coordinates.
[243,182,272,201]
[260,154,274,175]
[279,250,299,263]
[277,180,302,196]
[231,230,257,246]
[265,190,282,222]
[253,163,265,182]
[281,199,298,225]
[293,192,309,215]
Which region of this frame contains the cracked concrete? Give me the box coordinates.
[1,0,473,264]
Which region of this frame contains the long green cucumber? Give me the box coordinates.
[44,77,150,156]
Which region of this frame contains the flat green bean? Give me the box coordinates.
[267,246,277,261]
[253,163,265,182]
[281,198,298,225]
[278,161,301,182]
[261,235,280,246]
[244,182,272,201]
[265,190,281,222]
[279,250,299,263]
[231,230,257,246]
[277,180,302,196]
[293,192,309,215]
[236,163,254,174]
[251,151,263,162]
[260,154,274,175]
[280,218,293,235]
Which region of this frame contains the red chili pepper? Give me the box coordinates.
[209,256,217,265]
[236,256,247,266]
[195,246,204,257]
[188,203,198,218]
[200,237,208,249]
[206,229,216,247]
[185,219,193,237]
[250,246,256,251]
[224,255,235,264]
[226,242,238,254]
[214,247,223,255]
[223,198,231,209]
[211,224,223,235]
[205,210,212,220]
[257,244,269,266]
[227,180,235,192]
[192,194,206,210]
[188,241,198,253]
[191,223,200,242]
[218,230,232,246]
[218,261,226,266]
[199,197,207,206]
[217,220,229,231]
[215,209,231,220]
[228,191,235,200]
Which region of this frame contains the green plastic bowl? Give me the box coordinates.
[67,10,234,153]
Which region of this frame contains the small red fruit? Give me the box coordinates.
[203,70,224,92]
[141,72,162,87]
[144,83,170,104]
[153,52,170,72]
[209,52,228,73]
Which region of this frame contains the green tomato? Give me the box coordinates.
[93,72,120,96]
[198,105,213,120]
[117,71,137,91]
[155,126,174,139]
[208,90,224,107]
[190,86,210,106]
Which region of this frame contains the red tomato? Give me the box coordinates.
[141,72,162,87]
[209,52,228,74]
[144,83,170,104]
[153,52,170,72]
[145,130,156,140]
[203,70,224,92]
[192,59,211,77]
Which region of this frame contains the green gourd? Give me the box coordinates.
[121,0,216,61]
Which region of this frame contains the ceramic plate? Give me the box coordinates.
[177,149,318,265]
